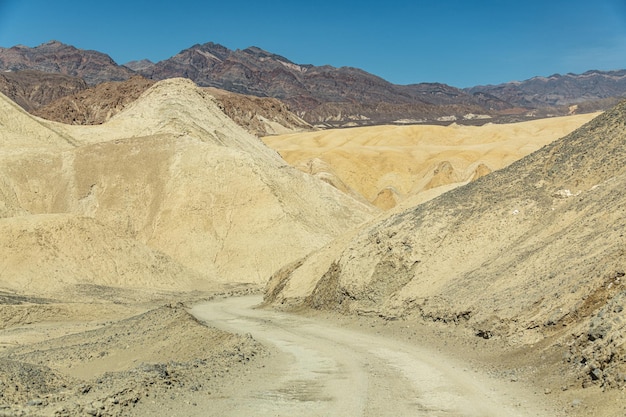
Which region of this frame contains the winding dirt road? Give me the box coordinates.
[190,296,557,417]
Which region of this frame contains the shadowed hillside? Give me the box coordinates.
[0,69,87,111]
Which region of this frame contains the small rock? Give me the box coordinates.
[85,407,98,416]
[587,318,611,341]
[590,368,603,381]
[77,384,92,394]
[544,388,552,395]
[582,379,594,388]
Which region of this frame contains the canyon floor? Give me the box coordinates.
[1,291,624,416]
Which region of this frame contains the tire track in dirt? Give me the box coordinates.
[190,296,559,417]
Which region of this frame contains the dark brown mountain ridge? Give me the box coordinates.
[0,40,134,85]
[139,42,512,126]
[2,40,626,126]
[0,69,87,111]
[466,69,626,108]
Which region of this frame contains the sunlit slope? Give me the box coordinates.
[0,79,375,297]
[263,113,599,209]
[0,91,76,150]
[0,214,206,295]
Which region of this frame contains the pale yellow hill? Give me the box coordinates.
[48,78,283,160]
[263,114,600,208]
[0,79,375,298]
[0,214,206,297]
[0,92,76,151]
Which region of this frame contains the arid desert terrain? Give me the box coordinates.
[0,76,624,416]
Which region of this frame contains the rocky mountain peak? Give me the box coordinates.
[241,46,294,63]
[123,59,154,72]
[191,42,231,61]
[0,41,134,85]
[2,40,626,126]
[39,39,66,48]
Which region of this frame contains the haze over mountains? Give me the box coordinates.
[467,70,626,109]
[2,40,626,127]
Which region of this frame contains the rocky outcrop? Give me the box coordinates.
[32,75,156,125]
[206,87,312,136]
[0,69,88,111]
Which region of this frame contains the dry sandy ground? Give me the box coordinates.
[0,287,265,417]
[2,294,623,416]
[191,296,560,417]
[263,113,599,208]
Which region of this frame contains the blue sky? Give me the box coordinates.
[1,0,625,87]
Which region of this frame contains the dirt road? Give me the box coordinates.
[190,296,559,417]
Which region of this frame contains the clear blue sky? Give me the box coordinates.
[1,0,625,87]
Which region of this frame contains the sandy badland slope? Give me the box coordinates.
[263,113,599,209]
[0,78,375,299]
[0,91,76,152]
[266,103,626,390]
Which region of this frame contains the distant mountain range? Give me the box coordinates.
[466,70,626,109]
[0,41,134,85]
[1,40,625,126]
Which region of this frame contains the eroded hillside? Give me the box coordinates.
[266,103,626,389]
[0,78,375,299]
[264,113,599,209]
